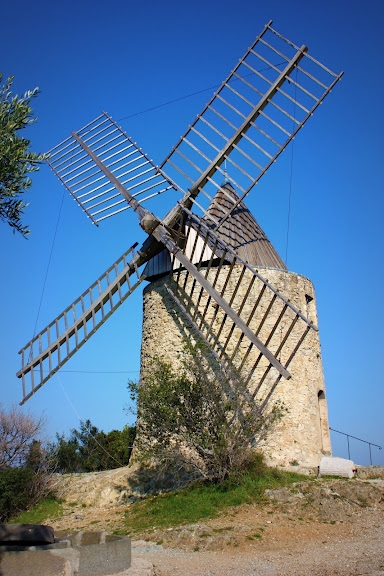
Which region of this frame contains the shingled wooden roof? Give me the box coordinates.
[143,183,287,280]
[204,183,287,270]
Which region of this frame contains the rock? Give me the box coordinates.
[0,524,54,545]
[149,523,239,552]
[319,456,356,478]
[355,466,384,480]
[329,480,383,507]
[265,487,303,502]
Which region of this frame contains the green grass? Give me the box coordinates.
[123,466,308,535]
[9,461,310,533]
[12,498,63,525]
[247,532,262,540]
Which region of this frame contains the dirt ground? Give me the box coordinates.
[51,476,384,575]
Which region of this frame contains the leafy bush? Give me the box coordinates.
[0,467,42,522]
[128,340,286,484]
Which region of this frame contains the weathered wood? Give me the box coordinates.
[17,245,146,405]
[155,224,291,380]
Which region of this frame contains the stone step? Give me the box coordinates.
[0,527,132,576]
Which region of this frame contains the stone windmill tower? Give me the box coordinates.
[140,182,331,467]
[17,22,341,468]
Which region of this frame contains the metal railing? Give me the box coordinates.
[330,427,382,465]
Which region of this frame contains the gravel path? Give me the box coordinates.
[131,508,384,576]
[51,475,384,576]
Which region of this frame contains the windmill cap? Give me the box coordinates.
[204,183,287,270]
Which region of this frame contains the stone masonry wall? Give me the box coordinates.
[140,266,331,468]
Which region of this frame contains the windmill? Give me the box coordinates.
[17,21,343,467]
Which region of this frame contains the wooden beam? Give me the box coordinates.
[153,224,291,380]
[186,45,308,200]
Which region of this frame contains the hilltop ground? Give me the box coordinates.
[48,466,384,576]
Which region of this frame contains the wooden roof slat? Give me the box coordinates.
[205,183,287,270]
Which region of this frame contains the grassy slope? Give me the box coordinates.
[12,498,63,524]
[122,467,308,534]
[10,465,309,533]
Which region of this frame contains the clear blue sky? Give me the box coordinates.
[1,0,383,465]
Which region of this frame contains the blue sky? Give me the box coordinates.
[1,0,383,465]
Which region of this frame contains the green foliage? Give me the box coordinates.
[0,73,46,236]
[49,420,136,473]
[98,426,136,470]
[50,433,81,473]
[123,461,307,534]
[25,440,46,472]
[128,341,286,484]
[12,497,63,524]
[0,467,38,522]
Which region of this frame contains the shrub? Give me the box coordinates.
[128,340,286,484]
[0,467,46,522]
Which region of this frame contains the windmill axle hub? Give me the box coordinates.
[140,212,161,235]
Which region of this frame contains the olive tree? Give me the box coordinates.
[0,73,46,236]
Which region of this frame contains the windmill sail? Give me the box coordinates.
[160,21,343,229]
[161,203,316,388]
[46,112,177,224]
[17,244,145,404]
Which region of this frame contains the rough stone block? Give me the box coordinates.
[0,531,131,576]
[0,548,73,576]
[319,456,356,478]
[79,531,102,546]
[76,537,131,576]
